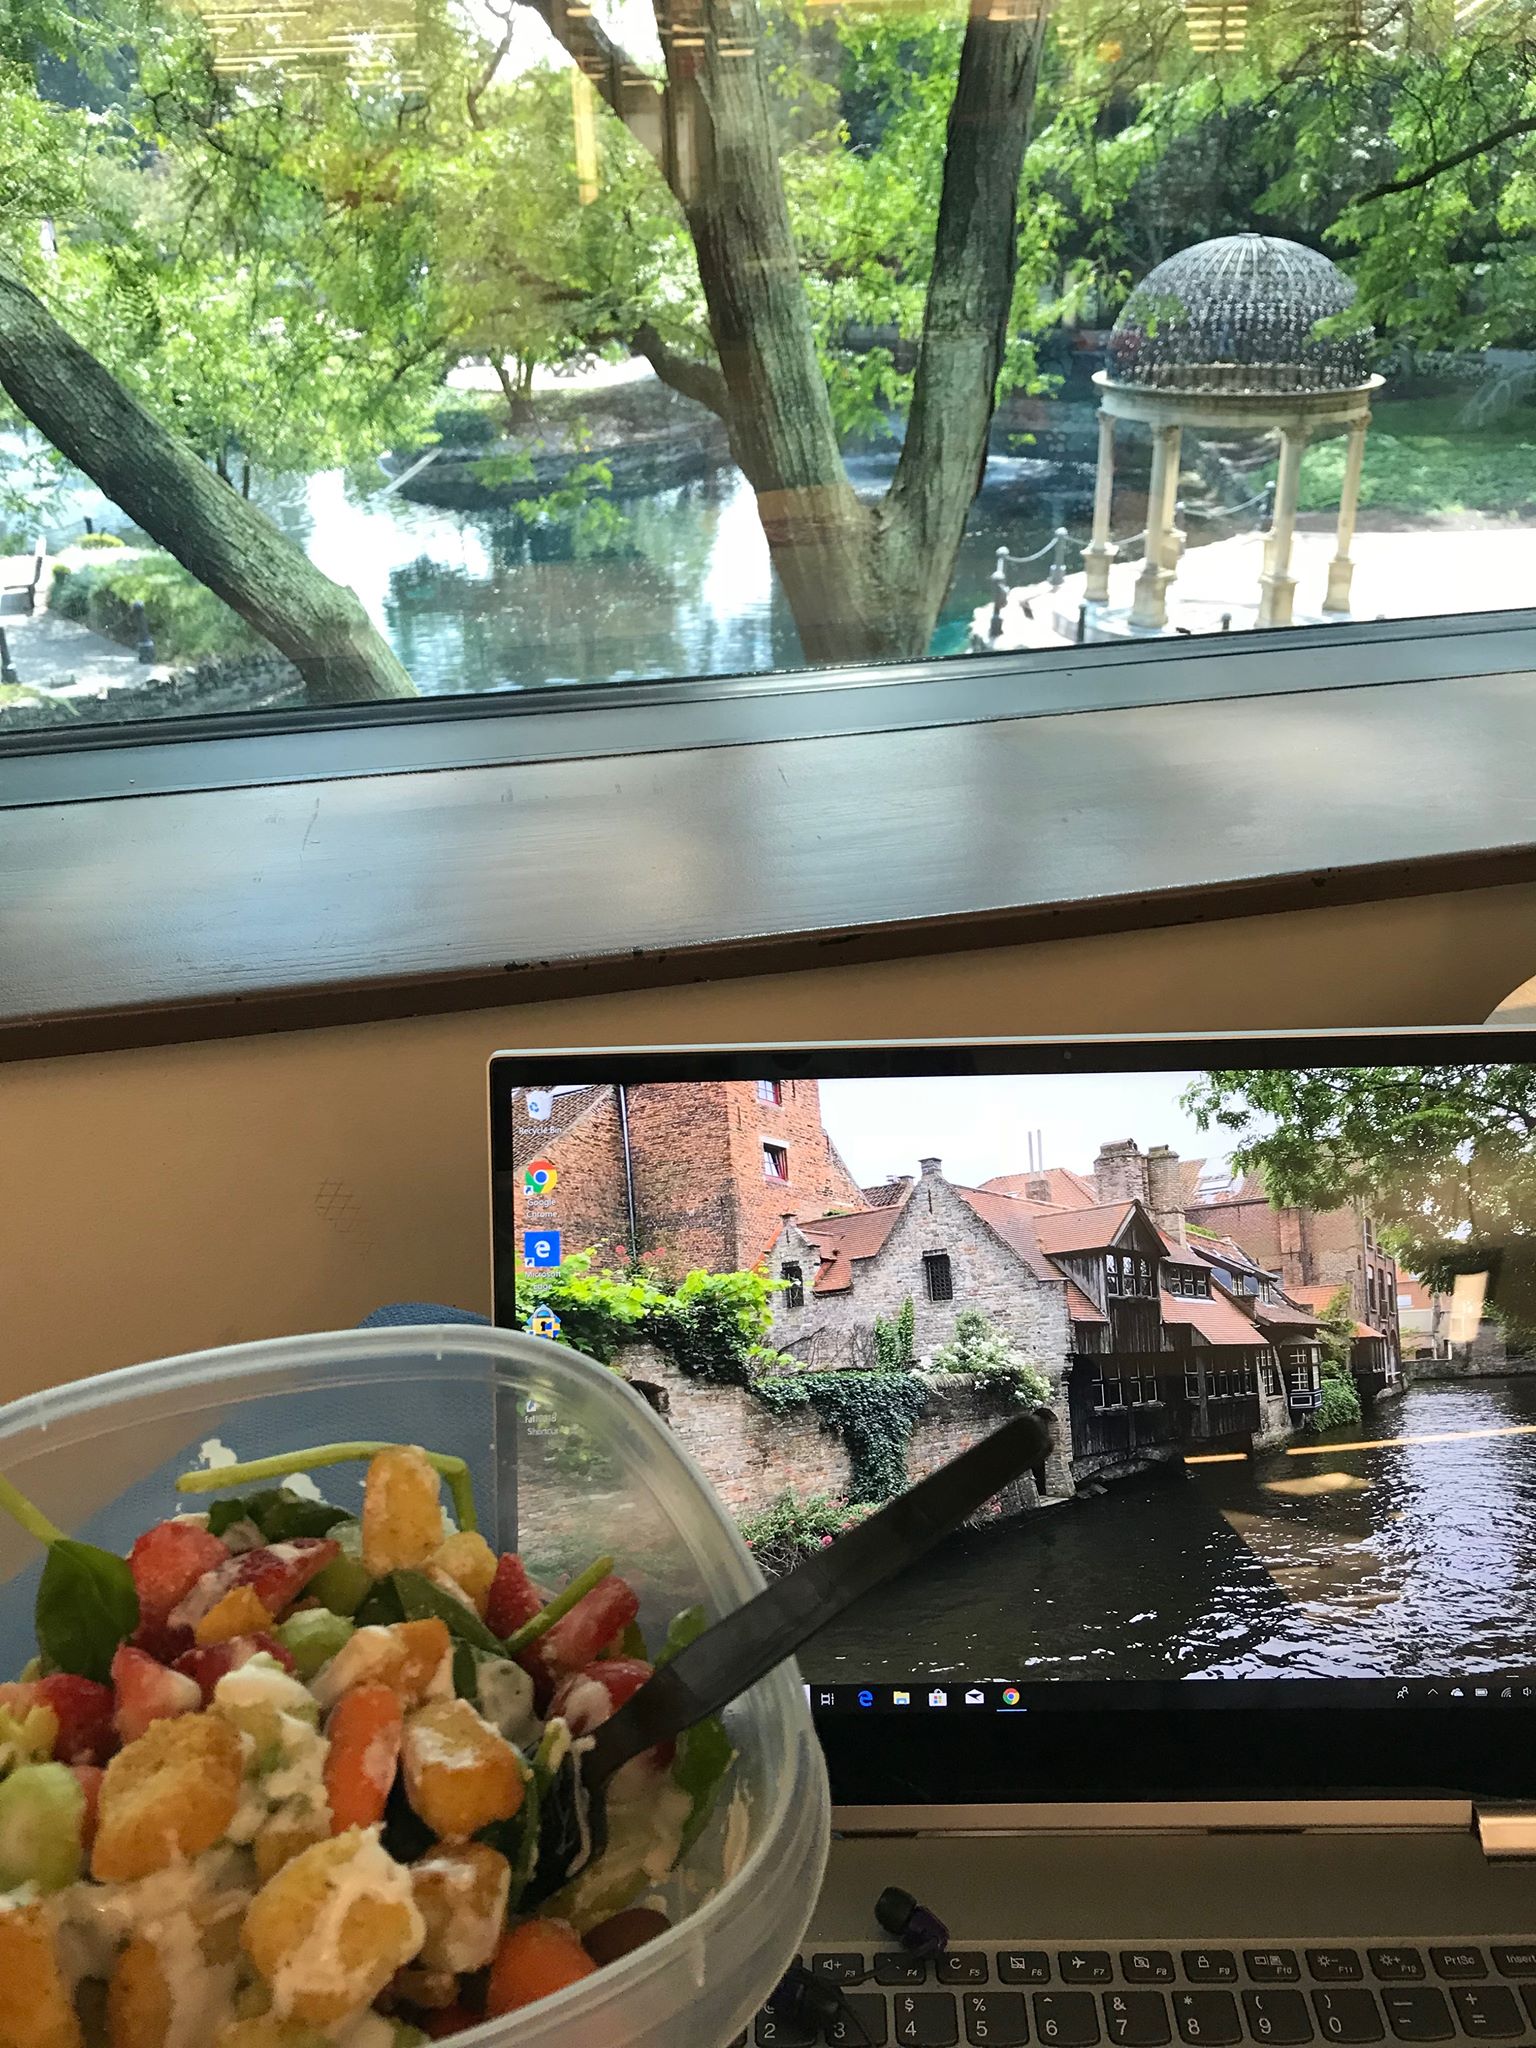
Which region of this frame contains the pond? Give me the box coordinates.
[250,450,1087,694]
[803,1377,1536,1687]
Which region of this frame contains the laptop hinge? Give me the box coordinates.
[1476,1805,1536,1860]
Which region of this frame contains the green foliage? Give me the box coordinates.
[1315,1373,1362,1432]
[751,1370,929,1502]
[1312,1285,1363,1431]
[522,1251,780,1384]
[76,530,125,549]
[737,1489,876,1576]
[1185,1065,1536,1346]
[872,1295,917,1371]
[931,1308,1054,1406]
[48,553,256,658]
[1287,401,1536,517]
[430,402,500,450]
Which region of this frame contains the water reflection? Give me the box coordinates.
[806,1380,1536,1685]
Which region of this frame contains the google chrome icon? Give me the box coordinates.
[1001,1686,1022,1707]
[525,1158,559,1194]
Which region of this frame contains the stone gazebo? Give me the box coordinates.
[1085,233,1381,630]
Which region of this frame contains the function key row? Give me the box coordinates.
[759,1982,1536,2047]
[807,1952,1536,1991]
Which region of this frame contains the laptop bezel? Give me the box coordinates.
[488,1029,1536,1808]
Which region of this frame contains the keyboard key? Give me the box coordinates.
[1104,1990,1173,2045]
[1244,1991,1315,2043]
[893,1993,961,2046]
[829,1995,890,2046]
[966,1992,1030,2044]
[815,1956,870,1983]
[1000,1955,1052,1986]
[1309,1956,1364,1984]
[1371,1956,1426,1984]
[1035,1992,1103,2045]
[1248,1956,1301,1985]
[1450,1989,1523,2039]
[1124,1956,1177,1985]
[1063,1956,1114,1985]
[1186,1956,1239,1985]
[1313,1991,1385,2043]
[1432,1955,1487,1983]
[939,1956,991,1986]
[1384,1989,1455,2040]
[879,1956,930,1986]
[1492,1951,1536,1980]
[758,2008,818,2046]
[1175,1992,1242,2044]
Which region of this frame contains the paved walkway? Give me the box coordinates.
[973,524,1536,649]
[0,595,167,697]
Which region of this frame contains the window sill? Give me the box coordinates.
[4,659,1536,1060]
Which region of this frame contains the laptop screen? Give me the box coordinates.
[489,1040,1536,1759]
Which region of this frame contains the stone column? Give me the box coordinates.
[1081,411,1118,604]
[1258,425,1309,627]
[1130,422,1182,630]
[1323,417,1368,613]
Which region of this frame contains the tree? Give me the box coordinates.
[1184,1065,1536,1344]
[1315,1285,1362,1431]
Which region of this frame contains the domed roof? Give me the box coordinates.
[1106,234,1371,396]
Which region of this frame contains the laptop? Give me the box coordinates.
[489,1033,1536,2048]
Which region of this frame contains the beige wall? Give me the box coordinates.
[4,879,1533,1397]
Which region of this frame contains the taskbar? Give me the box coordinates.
[806,1676,1536,1714]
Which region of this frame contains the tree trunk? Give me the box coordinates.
[0,267,416,704]
[879,0,1051,649]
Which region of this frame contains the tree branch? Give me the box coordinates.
[466,9,518,128]
[1356,115,1536,202]
[631,320,729,419]
[514,0,667,169]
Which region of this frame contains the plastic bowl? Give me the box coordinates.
[0,1327,830,2048]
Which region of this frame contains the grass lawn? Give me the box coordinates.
[1292,395,1536,517]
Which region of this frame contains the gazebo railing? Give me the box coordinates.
[987,477,1276,631]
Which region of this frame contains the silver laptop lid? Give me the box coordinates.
[488,1034,1536,1819]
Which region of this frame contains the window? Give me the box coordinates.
[1364,1218,1375,1249]
[757,1080,783,1106]
[762,1143,789,1182]
[1105,1257,1122,1299]
[922,1251,954,1303]
[1262,1359,1282,1397]
[781,1261,804,1309]
[1093,1372,1126,1409]
[1398,1292,1411,1309]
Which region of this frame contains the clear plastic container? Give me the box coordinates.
[0,1326,830,2048]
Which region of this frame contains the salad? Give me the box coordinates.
[0,1441,735,2047]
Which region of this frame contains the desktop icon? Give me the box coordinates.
[522,1230,562,1270]
[928,1688,948,1708]
[964,1687,986,1706]
[1001,1686,1022,1707]
[526,1092,554,1121]
[857,1689,875,1708]
[524,1158,559,1195]
[893,1690,911,1706]
[524,1307,562,1341]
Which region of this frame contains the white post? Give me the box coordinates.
[1130,423,1182,630]
[1258,425,1309,627]
[1323,417,1368,613]
[1082,411,1118,605]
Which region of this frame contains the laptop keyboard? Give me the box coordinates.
[747,1943,1536,2047]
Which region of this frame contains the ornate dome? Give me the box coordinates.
[1106,234,1371,396]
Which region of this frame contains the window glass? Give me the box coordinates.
[781,1260,804,1308]
[762,1142,789,1181]
[923,1250,954,1303]
[4,0,1534,741]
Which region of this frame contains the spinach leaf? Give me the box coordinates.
[352,1576,406,1629]
[380,1773,435,1864]
[672,1713,736,1859]
[390,1570,503,1655]
[655,1603,707,1668]
[478,1762,542,1911]
[618,1619,648,1660]
[206,1490,351,1543]
[451,1640,478,1701]
[36,1540,139,1685]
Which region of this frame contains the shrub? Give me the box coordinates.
[738,1491,875,1577]
[430,402,500,449]
[931,1308,1054,1405]
[48,554,256,660]
[76,530,126,550]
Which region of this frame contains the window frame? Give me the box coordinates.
[9,604,1536,808]
[757,1079,783,1105]
[922,1250,954,1303]
[781,1261,805,1309]
[762,1141,789,1181]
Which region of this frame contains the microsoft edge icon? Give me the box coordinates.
[522,1230,562,1270]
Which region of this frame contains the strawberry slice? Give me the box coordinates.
[110,1645,202,1745]
[129,1521,230,1625]
[35,1674,116,1766]
[486,1553,546,1638]
[70,1764,103,1851]
[172,1536,341,1630]
[538,1575,639,1674]
[172,1632,296,1705]
[129,1617,195,1665]
[548,1657,653,1732]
